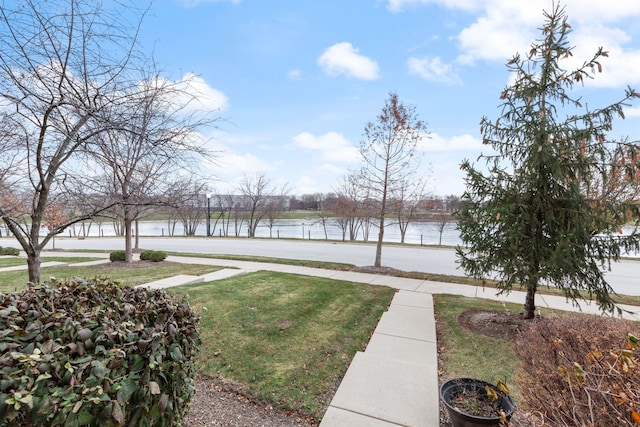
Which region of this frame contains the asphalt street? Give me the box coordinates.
[11,235,639,296]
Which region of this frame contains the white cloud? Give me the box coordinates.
[387,0,483,13]
[289,163,353,194]
[288,69,302,80]
[389,0,640,20]
[222,152,272,172]
[206,151,275,192]
[430,158,468,195]
[177,0,242,7]
[316,163,347,175]
[623,105,640,118]
[416,132,488,195]
[456,2,541,65]
[292,131,360,162]
[177,73,229,111]
[291,175,321,194]
[150,73,228,115]
[456,1,640,84]
[391,1,640,89]
[420,133,484,152]
[407,56,462,85]
[317,42,380,80]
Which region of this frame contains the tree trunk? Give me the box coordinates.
[374,231,383,267]
[27,253,41,285]
[124,206,133,263]
[374,212,384,267]
[523,286,536,319]
[375,196,387,267]
[134,219,140,250]
[399,217,407,244]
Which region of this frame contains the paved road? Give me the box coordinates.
[15,235,636,296]
[42,236,462,274]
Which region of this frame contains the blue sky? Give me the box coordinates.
[139,0,640,196]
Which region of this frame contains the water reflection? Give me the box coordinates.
[39,218,463,246]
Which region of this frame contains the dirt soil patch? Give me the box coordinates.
[458,309,535,341]
[185,375,316,426]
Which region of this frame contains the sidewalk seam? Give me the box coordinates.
[326,405,408,427]
[370,332,435,344]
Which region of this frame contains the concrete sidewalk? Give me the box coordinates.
[29,252,640,426]
[320,290,439,426]
[152,256,640,427]
[133,258,442,426]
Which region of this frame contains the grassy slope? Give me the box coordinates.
[173,272,395,419]
[0,262,221,293]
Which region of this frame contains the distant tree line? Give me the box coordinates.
[289,193,461,212]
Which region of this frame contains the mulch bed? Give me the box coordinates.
[184,375,317,427]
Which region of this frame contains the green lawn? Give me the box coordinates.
[0,260,394,421]
[434,295,560,401]
[0,257,30,268]
[172,271,395,419]
[6,252,635,422]
[174,253,354,271]
[0,262,222,293]
[0,256,105,268]
[434,296,518,381]
[176,252,640,307]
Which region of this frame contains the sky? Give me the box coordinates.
[138,0,640,197]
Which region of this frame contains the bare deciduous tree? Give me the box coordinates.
[333,173,365,241]
[433,212,453,246]
[390,176,429,244]
[209,193,233,237]
[236,173,287,238]
[316,210,331,240]
[86,73,213,261]
[168,179,209,237]
[0,0,149,283]
[360,93,429,267]
[261,185,290,238]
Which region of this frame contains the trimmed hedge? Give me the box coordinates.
[0,247,20,256]
[139,250,166,262]
[0,277,201,426]
[109,250,126,262]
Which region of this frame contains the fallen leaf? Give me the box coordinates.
[149,381,161,395]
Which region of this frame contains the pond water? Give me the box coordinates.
[10,218,638,254]
[39,218,463,246]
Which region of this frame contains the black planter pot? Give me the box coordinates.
[440,378,516,427]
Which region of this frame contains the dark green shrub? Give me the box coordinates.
[109,250,126,262]
[139,250,166,262]
[0,247,19,256]
[0,277,201,427]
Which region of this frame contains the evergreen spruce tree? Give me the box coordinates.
[456,4,640,319]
